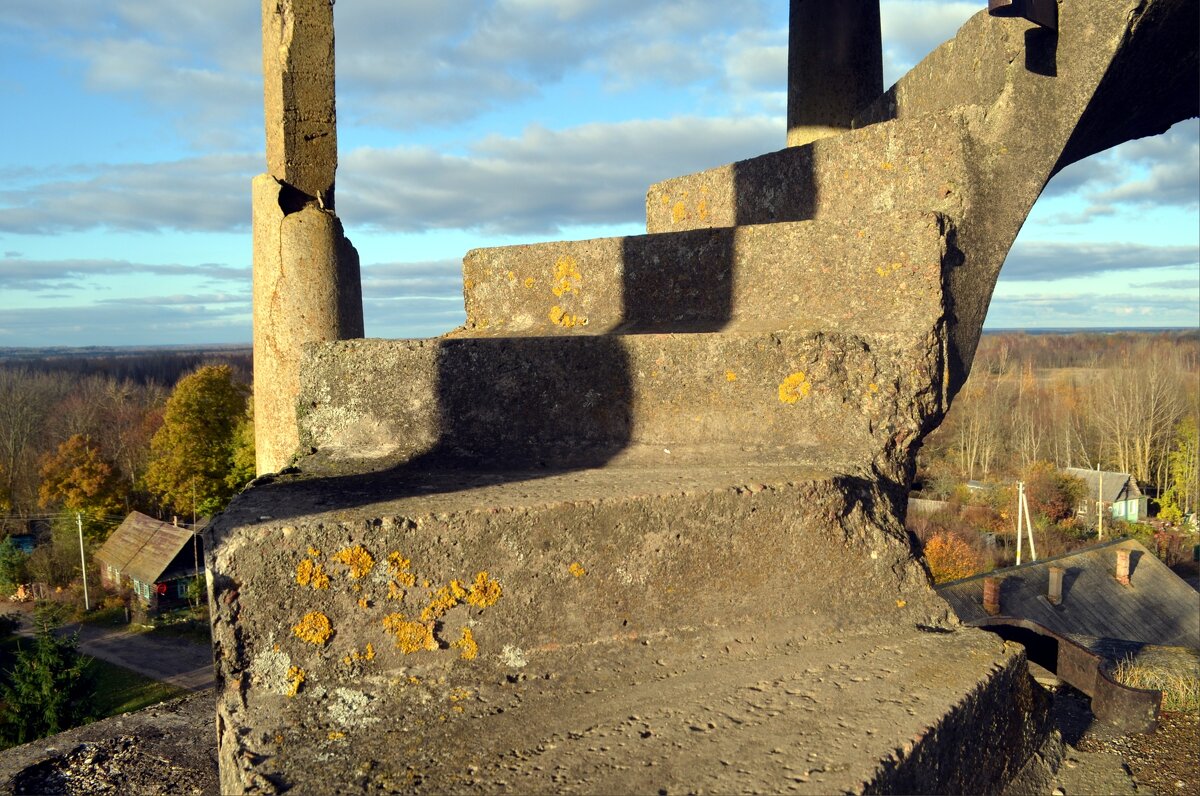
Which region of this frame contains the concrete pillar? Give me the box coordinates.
[983,576,1002,616]
[787,0,883,147]
[253,0,363,474]
[1047,566,1064,605]
[1115,548,1131,586]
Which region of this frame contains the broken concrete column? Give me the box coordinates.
[787,0,882,147]
[983,576,1002,615]
[253,0,363,474]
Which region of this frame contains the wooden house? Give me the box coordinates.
[95,511,204,614]
[1064,467,1147,523]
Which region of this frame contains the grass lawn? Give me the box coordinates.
[84,655,188,718]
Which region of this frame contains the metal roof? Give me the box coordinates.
[937,538,1200,649]
[1063,468,1141,504]
[95,511,199,585]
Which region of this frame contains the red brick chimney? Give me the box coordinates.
[1115,548,1131,586]
[1047,566,1064,605]
[983,576,1002,615]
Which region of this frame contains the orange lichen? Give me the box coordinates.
[332,545,375,579]
[383,613,438,654]
[357,597,371,609]
[778,372,812,404]
[420,582,466,623]
[328,731,345,740]
[307,546,321,557]
[523,277,535,289]
[454,628,479,661]
[725,371,737,382]
[868,382,879,394]
[465,571,502,608]
[292,611,333,646]
[286,666,305,697]
[568,562,587,578]
[387,580,407,601]
[671,201,687,224]
[295,557,330,590]
[551,256,582,297]
[549,305,585,328]
[343,643,377,665]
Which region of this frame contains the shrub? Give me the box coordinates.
[923,532,983,584]
[1112,658,1200,713]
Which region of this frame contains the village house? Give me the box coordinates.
[1064,467,1147,523]
[95,511,205,615]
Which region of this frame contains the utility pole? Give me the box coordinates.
[1015,481,1038,566]
[1097,467,1104,540]
[76,512,90,611]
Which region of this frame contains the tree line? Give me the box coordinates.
[913,330,1199,582]
[0,351,254,590]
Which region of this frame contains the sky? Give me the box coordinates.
[0,0,1196,348]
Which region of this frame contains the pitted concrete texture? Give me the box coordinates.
[262,0,337,201]
[462,213,949,337]
[252,175,364,474]
[0,692,217,795]
[786,0,882,147]
[297,329,946,481]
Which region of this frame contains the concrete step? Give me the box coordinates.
[462,212,950,338]
[645,109,976,234]
[207,464,1045,792]
[298,327,946,473]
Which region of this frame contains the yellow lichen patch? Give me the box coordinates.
[286,666,305,697]
[548,305,585,328]
[343,643,377,666]
[506,270,517,284]
[454,628,479,661]
[881,161,894,171]
[697,198,709,220]
[307,546,322,557]
[387,580,407,602]
[523,277,535,289]
[874,261,904,278]
[778,372,812,404]
[868,382,879,394]
[292,612,333,645]
[332,545,375,579]
[328,731,346,741]
[896,599,907,608]
[357,597,371,609]
[551,256,582,297]
[420,582,465,623]
[295,558,330,590]
[725,371,737,382]
[449,687,473,702]
[383,613,438,654]
[568,562,587,578]
[671,201,688,224]
[466,571,502,608]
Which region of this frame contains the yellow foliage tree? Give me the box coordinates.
[922,532,982,584]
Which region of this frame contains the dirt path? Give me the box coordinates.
[4,605,215,692]
[69,624,215,692]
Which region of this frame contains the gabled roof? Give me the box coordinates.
[1063,467,1140,503]
[937,538,1199,649]
[95,511,198,584]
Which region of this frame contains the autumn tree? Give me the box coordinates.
[1160,416,1199,522]
[144,365,252,517]
[38,435,128,522]
[1022,461,1087,526]
[922,532,982,584]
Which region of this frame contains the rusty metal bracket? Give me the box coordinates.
[989,0,1058,31]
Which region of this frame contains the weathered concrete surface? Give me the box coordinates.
[787,0,882,147]
[297,328,946,483]
[462,213,950,337]
[252,175,363,474]
[209,458,1051,792]
[0,692,217,795]
[262,0,337,203]
[647,0,1199,394]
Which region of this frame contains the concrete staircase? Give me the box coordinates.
[208,1,1197,792]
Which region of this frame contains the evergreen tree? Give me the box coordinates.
[0,607,92,747]
[0,538,28,596]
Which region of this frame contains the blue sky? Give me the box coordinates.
[1,0,1196,348]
